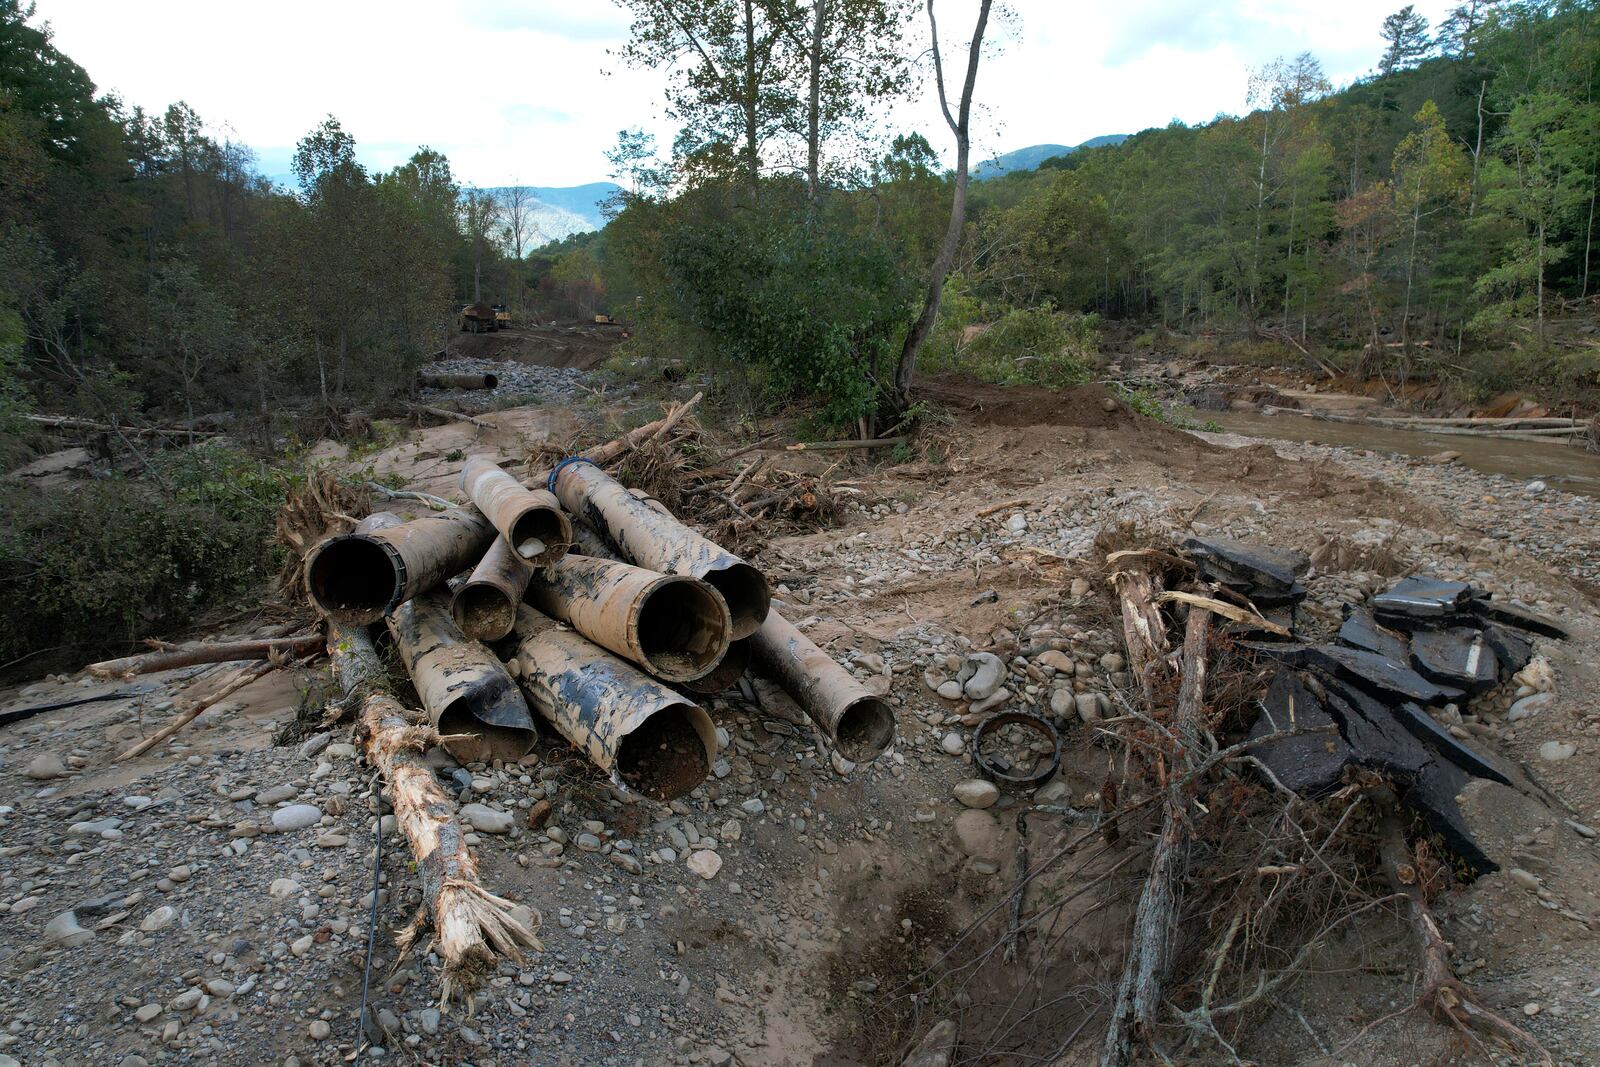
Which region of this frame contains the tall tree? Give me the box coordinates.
[891,0,994,408]
[1391,100,1470,348]
[1379,5,1433,75]
[460,186,500,304]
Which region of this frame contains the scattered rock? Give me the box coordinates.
[43,910,92,948]
[953,779,999,809]
[308,1020,331,1040]
[686,849,723,880]
[952,809,1002,861]
[961,653,1005,701]
[935,680,963,701]
[940,732,965,756]
[1075,692,1103,723]
[1507,692,1553,721]
[270,804,321,832]
[1538,741,1576,762]
[139,905,176,932]
[24,752,66,780]
[268,878,302,900]
[902,1018,957,1067]
[461,803,514,834]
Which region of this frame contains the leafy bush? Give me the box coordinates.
[0,445,286,672]
[926,300,1099,388]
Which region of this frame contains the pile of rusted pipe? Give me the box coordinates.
[303,419,895,802]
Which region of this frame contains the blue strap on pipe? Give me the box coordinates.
[547,455,595,494]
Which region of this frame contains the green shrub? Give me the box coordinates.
[0,445,286,672]
[926,301,1098,388]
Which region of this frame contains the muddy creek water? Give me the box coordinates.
[1212,410,1600,498]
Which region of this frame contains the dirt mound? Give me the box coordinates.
[917,374,1133,429]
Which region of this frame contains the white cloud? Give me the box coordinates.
[36,0,1455,188]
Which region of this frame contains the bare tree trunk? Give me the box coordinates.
[744,0,761,203]
[892,0,994,408]
[806,0,827,209]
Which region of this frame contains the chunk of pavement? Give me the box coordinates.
[1409,628,1498,695]
[1388,702,1510,785]
[1405,758,1496,874]
[1247,669,1351,796]
[1478,623,1534,678]
[901,1019,957,1067]
[461,804,514,834]
[270,804,322,832]
[1466,595,1568,640]
[43,910,93,948]
[952,779,1000,809]
[1182,535,1309,594]
[1337,605,1410,662]
[1303,643,1461,706]
[1372,575,1473,620]
[960,653,1005,701]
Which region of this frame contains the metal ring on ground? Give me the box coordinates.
[972,710,1061,789]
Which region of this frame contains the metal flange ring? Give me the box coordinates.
[971,710,1062,789]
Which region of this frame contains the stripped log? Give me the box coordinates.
[1108,555,1173,706]
[89,633,323,680]
[1101,606,1211,1067]
[411,404,496,429]
[356,690,541,1010]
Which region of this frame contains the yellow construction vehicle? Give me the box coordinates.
[493,304,511,330]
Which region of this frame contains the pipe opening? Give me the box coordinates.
[615,703,713,801]
[681,637,750,695]
[637,578,730,681]
[510,508,569,562]
[306,536,401,624]
[452,584,517,642]
[704,563,771,641]
[482,373,499,389]
[834,696,896,762]
[437,702,534,764]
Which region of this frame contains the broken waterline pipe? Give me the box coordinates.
[461,455,571,565]
[450,535,532,642]
[748,608,896,762]
[418,371,498,390]
[304,506,495,625]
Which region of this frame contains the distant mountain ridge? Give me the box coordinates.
[483,182,621,242]
[973,135,1129,179]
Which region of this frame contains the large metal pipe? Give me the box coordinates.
[450,536,532,642]
[388,592,536,763]
[503,606,716,801]
[550,460,770,640]
[304,506,495,626]
[419,371,498,390]
[461,455,571,566]
[680,637,750,695]
[748,609,896,762]
[525,554,731,683]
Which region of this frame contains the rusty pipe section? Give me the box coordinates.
[419,371,498,390]
[503,606,716,801]
[450,536,532,642]
[748,609,895,762]
[305,506,495,626]
[388,592,536,763]
[525,555,731,683]
[680,637,750,695]
[461,455,571,565]
[550,461,770,640]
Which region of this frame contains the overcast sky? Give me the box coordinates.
[38,0,1454,189]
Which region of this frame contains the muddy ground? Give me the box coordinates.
[1,367,1598,1067]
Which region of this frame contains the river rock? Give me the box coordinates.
[961,653,1005,701]
[940,732,965,756]
[256,784,298,805]
[935,680,963,701]
[970,688,1010,715]
[1508,692,1552,722]
[952,809,1002,860]
[953,780,999,809]
[139,905,176,932]
[1539,741,1576,762]
[1036,650,1073,673]
[686,849,723,880]
[1049,688,1075,718]
[43,910,92,948]
[271,804,321,832]
[462,804,513,834]
[25,753,67,780]
[1075,693,1103,723]
[268,878,302,900]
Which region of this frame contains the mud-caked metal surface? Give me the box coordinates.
[525,554,731,683]
[550,461,770,639]
[461,455,571,566]
[388,592,536,763]
[451,536,534,642]
[748,609,896,762]
[503,606,717,801]
[305,506,496,626]
[680,636,750,695]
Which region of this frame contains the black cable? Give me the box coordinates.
[354,774,384,1062]
[0,689,138,728]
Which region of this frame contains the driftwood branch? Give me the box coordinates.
[1109,556,1173,706]
[89,634,323,680]
[411,404,497,429]
[116,657,292,760]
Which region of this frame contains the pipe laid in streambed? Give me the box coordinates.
[389,592,536,763]
[461,455,571,566]
[419,371,498,390]
[503,606,716,801]
[451,536,532,642]
[549,460,770,639]
[748,609,896,762]
[525,554,731,684]
[305,506,495,625]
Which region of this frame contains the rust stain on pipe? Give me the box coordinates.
[389,592,536,763]
[525,554,731,683]
[748,609,895,762]
[504,606,716,801]
[461,455,571,565]
[305,506,495,626]
[550,462,770,639]
[451,536,533,642]
[419,371,498,390]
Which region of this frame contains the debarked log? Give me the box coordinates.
[418,371,498,390]
[503,606,716,801]
[88,633,324,680]
[388,592,536,762]
[451,536,534,642]
[461,455,571,565]
[525,554,731,684]
[747,609,895,763]
[550,460,770,639]
[305,507,495,625]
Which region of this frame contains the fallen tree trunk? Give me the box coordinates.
[24,413,221,438]
[89,633,323,680]
[411,404,497,429]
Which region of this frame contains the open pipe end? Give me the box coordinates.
[305,534,404,626]
[637,577,732,682]
[705,563,771,641]
[483,373,499,389]
[615,701,715,801]
[437,702,535,763]
[834,696,896,763]
[511,507,573,565]
[680,637,750,695]
[451,583,518,643]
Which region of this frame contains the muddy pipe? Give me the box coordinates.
[450,536,532,642]
[748,609,896,762]
[503,606,716,801]
[461,455,571,565]
[388,591,536,763]
[550,460,770,639]
[525,554,731,683]
[419,371,498,390]
[305,506,496,626]
[680,637,750,695]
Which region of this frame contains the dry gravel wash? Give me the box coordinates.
[1,402,1599,1066]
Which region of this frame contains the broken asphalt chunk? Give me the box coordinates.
[1248,669,1351,795]
[1303,643,1462,706]
[1182,536,1309,594]
[1477,622,1534,677]
[1337,605,1410,662]
[1466,595,1567,640]
[1408,627,1498,695]
[1372,576,1472,620]
[1388,701,1510,786]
